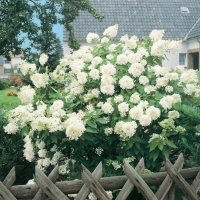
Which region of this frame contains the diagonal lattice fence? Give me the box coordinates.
[0,153,200,200]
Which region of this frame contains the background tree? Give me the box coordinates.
[0,0,103,62]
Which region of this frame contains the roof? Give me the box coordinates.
[186,17,200,39]
[64,0,200,41]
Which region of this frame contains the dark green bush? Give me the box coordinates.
[0,78,9,90]
[0,109,34,184]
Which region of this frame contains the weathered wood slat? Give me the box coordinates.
[35,166,70,200]
[164,184,176,200]
[33,164,59,200]
[3,167,16,189]
[165,158,200,200]
[75,162,102,200]
[81,164,111,200]
[0,181,17,200]
[124,160,158,200]
[9,167,200,198]
[116,158,144,200]
[156,153,184,200]
[183,171,200,200]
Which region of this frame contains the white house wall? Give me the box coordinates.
[64,39,198,69]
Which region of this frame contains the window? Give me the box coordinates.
[4,60,10,64]
[180,7,190,14]
[179,53,186,65]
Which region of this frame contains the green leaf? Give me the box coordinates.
[51,134,58,143]
[149,142,158,152]
[21,126,29,135]
[87,121,97,129]
[165,140,177,148]
[84,132,94,141]
[85,127,98,133]
[96,118,107,124]
[152,149,160,161]
[158,143,164,151]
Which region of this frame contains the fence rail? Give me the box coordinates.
[0,153,200,200]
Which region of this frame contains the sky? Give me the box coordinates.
[22,0,63,48]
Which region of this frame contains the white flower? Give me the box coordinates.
[92,56,103,66]
[168,110,180,119]
[89,69,100,80]
[151,40,170,56]
[38,149,47,158]
[86,32,100,43]
[106,54,114,60]
[103,24,118,38]
[149,30,165,42]
[116,54,128,65]
[119,75,135,89]
[125,38,137,49]
[46,117,63,132]
[82,53,93,63]
[37,141,45,149]
[77,72,88,84]
[120,34,129,43]
[43,158,51,167]
[156,77,168,88]
[139,115,152,126]
[184,84,197,95]
[165,86,173,93]
[159,95,175,110]
[100,84,115,95]
[18,85,35,103]
[180,69,198,84]
[39,53,48,66]
[101,102,114,114]
[114,95,124,103]
[4,123,19,134]
[122,121,137,137]
[18,63,36,75]
[168,40,182,53]
[100,64,116,76]
[139,76,149,85]
[30,73,49,88]
[129,106,143,120]
[144,85,156,94]
[101,37,109,43]
[146,106,161,120]
[108,44,117,52]
[95,147,103,156]
[23,136,34,162]
[128,63,144,77]
[118,102,129,113]
[151,65,169,77]
[130,93,140,104]
[104,127,113,135]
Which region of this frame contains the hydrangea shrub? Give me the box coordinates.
[4,25,200,177]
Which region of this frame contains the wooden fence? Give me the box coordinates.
[0,153,200,200]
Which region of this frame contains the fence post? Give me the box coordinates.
[116,158,144,200]
[124,160,158,200]
[165,158,200,200]
[156,153,184,200]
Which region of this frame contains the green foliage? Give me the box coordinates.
[0,87,20,109]
[0,78,9,90]
[0,109,34,184]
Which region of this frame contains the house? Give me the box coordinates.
[63,0,200,70]
[0,54,25,76]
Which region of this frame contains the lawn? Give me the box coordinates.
[0,87,21,110]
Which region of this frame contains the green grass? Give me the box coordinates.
[0,87,21,110]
